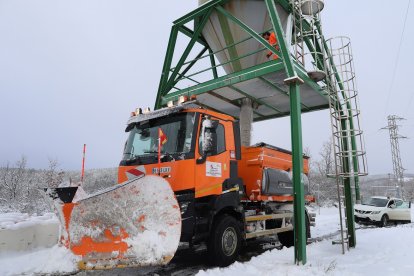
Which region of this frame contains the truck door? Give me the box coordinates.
[194,115,231,198]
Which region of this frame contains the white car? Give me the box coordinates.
[354,196,412,227]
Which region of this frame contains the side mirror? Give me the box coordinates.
[197,118,218,164]
[389,204,396,209]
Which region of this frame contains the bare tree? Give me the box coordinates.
[0,156,27,201]
[308,139,337,205]
[42,158,64,188]
[317,139,335,176]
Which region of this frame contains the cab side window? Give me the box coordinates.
[216,124,226,154]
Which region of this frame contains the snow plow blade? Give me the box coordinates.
[44,175,181,270]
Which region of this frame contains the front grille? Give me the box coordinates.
[354,209,371,214]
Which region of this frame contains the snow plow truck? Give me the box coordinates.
[45,99,316,269]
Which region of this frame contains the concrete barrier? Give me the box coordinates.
[0,213,59,252]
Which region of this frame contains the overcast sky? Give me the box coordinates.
[0,0,413,175]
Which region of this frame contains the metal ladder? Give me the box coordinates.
[291,0,305,66]
[290,0,326,79]
[290,2,368,253]
[324,36,368,253]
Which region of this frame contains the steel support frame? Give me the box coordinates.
[156,1,320,264]
[155,0,326,109]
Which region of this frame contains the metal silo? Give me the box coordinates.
[198,0,290,74]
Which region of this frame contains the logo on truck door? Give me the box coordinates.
[152,167,171,174]
[206,161,222,177]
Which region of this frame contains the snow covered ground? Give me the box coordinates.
[0,245,79,275]
[0,207,413,276]
[198,207,414,276]
[0,212,58,230]
[198,224,414,276]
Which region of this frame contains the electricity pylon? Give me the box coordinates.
[381,115,407,198]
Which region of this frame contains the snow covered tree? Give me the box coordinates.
[0,156,29,211]
[41,158,64,188]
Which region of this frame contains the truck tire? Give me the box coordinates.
[208,214,242,267]
[379,214,389,227]
[278,215,311,248]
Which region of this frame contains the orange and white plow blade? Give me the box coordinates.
[54,175,181,269]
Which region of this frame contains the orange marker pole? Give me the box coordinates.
[81,144,86,183]
[157,136,161,176]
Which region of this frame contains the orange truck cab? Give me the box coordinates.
[118,101,315,266]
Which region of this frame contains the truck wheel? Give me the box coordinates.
[208,215,242,267]
[278,215,310,248]
[379,214,389,227]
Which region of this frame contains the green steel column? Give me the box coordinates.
[289,82,307,264]
[344,176,356,247]
[155,26,179,109]
[265,0,306,264]
[340,119,356,247]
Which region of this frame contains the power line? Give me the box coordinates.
[383,0,411,117]
[404,91,414,117]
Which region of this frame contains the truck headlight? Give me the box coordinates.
[371,211,381,214]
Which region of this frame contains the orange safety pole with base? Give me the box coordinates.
[81,144,86,183]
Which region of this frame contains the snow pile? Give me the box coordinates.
[198,207,414,276]
[0,212,58,230]
[312,207,342,237]
[0,245,79,276]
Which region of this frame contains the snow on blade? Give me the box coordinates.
[67,175,181,267]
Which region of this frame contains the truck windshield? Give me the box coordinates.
[123,113,196,162]
[362,197,388,207]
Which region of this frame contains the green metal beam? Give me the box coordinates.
[208,48,219,79]
[173,0,228,26]
[276,0,293,13]
[165,8,213,93]
[265,0,296,78]
[161,61,285,104]
[155,26,179,109]
[178,25,208,47]
[172,47,208,86]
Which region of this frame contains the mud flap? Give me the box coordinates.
[44,175,181,269]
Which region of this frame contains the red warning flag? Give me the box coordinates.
[159,128,168,146]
